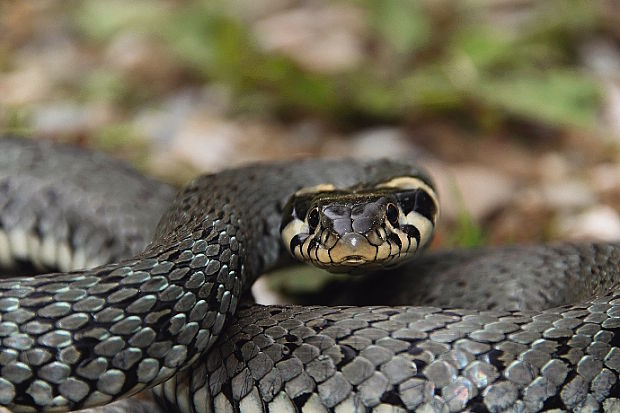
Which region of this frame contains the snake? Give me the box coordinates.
[0,136,618,413]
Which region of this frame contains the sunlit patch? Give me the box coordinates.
[294,183,337,196]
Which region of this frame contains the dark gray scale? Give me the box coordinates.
[323,197,388,236]
[164,264,620,413]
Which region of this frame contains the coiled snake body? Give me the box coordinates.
[0,137,619,412]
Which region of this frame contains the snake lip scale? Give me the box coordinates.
[0,137,618,412]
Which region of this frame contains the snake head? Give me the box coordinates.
[280,176,439,273]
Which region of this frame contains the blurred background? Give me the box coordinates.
[2,1,620,296]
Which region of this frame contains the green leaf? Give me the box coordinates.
[366,0,431,54]
[449,209,486,248]
[74,0,167,40]
[163,7,250,83]
[530,0,597,34]
[0,107,32,136]
[351,76,399,117]
[475,70,601,129]
[452,27,515,71]
[80,70,127,103]
[399,67,463,110]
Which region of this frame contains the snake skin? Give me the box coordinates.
[0,137,619,412]
[0,138,176,273]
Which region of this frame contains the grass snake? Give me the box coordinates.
[0,137,619,412]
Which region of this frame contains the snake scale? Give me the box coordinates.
[0,137,619,413]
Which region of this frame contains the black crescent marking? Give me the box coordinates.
[290,234,307,255]
[388,233,402,250]
[307,237,317,257]
[395,190,416,215]
[412,189,437,223]
[401,224,421,248]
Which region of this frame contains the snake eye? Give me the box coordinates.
[386,203,399,227]
[308,207,320,231]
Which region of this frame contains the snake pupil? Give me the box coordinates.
[386,203,399,227]
[308,207,320,230]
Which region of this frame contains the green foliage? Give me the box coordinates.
[162,5,249,84]
[0,108,31,136]
[444,176,486,248]
[91,123,151,169]
[448,209,487,248]
[364,0,431,56]
[92,123,142,151]
[475,70,600,129]
[267,266,348,297]
[72,0,604,131]
[74,0,167,40]
[80,70,129,104]
[400,66,463,110]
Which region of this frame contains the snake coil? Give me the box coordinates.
[0,137,619,413]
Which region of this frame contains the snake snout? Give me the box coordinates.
[341,232,366,251]
[329,232,375,264]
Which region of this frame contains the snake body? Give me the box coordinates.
[0,137,619,412]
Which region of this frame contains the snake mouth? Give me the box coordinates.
[327,233,377,265]
[337,255,367,265]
